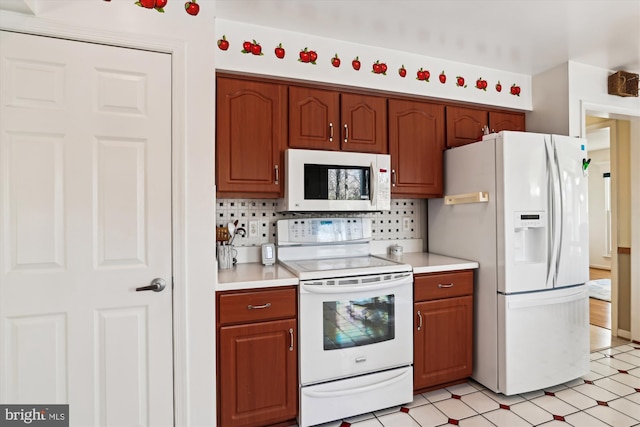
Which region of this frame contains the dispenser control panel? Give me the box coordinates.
[514,212,545,228]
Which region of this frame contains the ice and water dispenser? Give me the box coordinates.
[513,211,546,263]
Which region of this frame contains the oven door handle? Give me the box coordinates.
[302,368,410,398]
[299,274,411,294]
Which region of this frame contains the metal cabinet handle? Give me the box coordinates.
[289,328,294,351]
[438,283,454,288]
[329,122,334,142]
[136,278,166,292]
[247,303,271,310]
[417,310,423,331]
[343,123,348,143]
[274,165,279,185]
[391,169,397,187]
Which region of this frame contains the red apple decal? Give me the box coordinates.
[495,81,502,92]
[510,84,521,96]
[456,76,467,88]
[352,56,361,71]
[331,54,341,68]
[309,50,318,64]
[185,0,199,15]
[372,60,386,75]
[475,77,487,91]
[299,48,311,63]
[398,65,407,78]
[217,35,229,51]
[250,41,262,56]
[439,71,446,84]
[242,41,253,54]
[136,0,165,12]
[274,43,285,59]
[416,68,430,82]
[137,0,156,9]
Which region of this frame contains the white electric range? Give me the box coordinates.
[276,217,414,427]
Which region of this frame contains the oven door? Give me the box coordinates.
[299,272,413,386]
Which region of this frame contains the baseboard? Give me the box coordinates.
[617,329,631,339]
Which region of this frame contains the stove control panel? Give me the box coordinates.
[276,218,372,245]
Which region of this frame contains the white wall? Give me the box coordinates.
[587,148,611,270]
[1,1,217,425]
[526,63,570,134]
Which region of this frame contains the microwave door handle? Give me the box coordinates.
[370,162,376,208]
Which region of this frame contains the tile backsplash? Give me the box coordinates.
[216,198,426,247]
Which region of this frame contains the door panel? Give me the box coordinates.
[0,31,173,426]
[553,135,590,286]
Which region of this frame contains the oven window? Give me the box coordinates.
[322,294,395,350]
[304,164,370,201]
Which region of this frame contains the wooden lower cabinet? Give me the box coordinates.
[217,287,297,427]
[413,271,473,392]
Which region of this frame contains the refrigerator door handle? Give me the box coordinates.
[552,137,565,282]
[544,136,561,288]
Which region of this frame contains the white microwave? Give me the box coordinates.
[281,148,391,212]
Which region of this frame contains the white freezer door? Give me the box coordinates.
[498,285,589,395]
[551,135,589,287]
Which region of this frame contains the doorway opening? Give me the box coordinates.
[585,115,633,351]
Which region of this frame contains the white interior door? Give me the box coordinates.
[0,31,173,426]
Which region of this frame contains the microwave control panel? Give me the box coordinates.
[276,218,373,245]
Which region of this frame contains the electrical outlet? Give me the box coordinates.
[249,221,258,238]
[402,217,411,231]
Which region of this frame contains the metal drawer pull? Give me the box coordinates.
[247,303,271,310]
[289,328,294,351]
[417,310,423,331]
[274,165,279,185]
[329,122,334,142]
[344,123,348,143]
[391,169,397,187]
[438,283,454,288]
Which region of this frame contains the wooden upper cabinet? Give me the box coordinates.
[389,99,445,197]
[289,86,341,150]
[289,87,387,153]
[340,93,388,153]
[489,111,526,133]
[446,106,487,148]
[216,77,287,197]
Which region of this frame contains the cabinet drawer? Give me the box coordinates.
[218,287,296,325]
[414,271,473,301]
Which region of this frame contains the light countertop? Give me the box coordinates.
[374,252,479,274]
[217,263,298,291]
[217,252,478,291]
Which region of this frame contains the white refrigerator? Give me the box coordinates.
[428,131,590,395]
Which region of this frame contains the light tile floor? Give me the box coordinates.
[301,343,640,427]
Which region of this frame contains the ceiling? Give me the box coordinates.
[215,0,640,76]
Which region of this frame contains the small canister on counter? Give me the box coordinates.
[388,244,403,256]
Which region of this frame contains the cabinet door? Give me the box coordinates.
[219,319,297,427]
[489,111,526,133]
[414,296,473,391]
[216,77,287,196]
[446,106,487,148]
[389,99,445,197]
[341,93,388,153]
[289,86,340,150]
